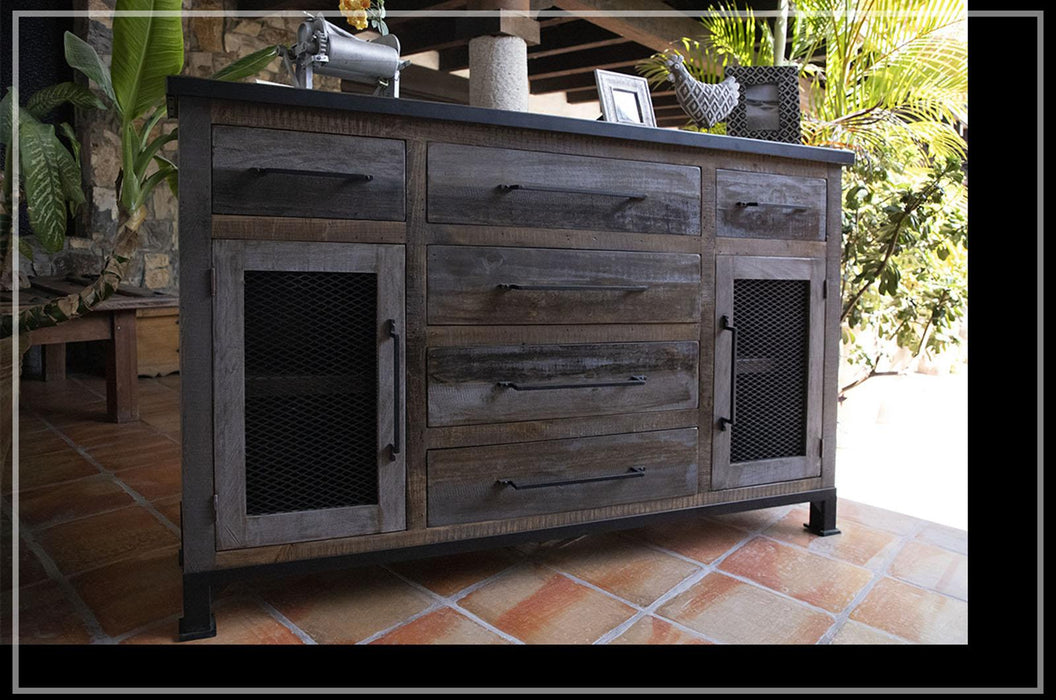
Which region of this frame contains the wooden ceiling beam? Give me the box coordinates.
[528,43,655,79]
[550,0,715,58]
[528,20,626,58]
[529,64,638,94]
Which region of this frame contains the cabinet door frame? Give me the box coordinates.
[213,240,406,550]
[712,254,826,490]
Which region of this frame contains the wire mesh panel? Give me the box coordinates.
[242,270,378,515]
[730,278,810,464]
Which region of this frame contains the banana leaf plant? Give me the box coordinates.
[1,0,281,338]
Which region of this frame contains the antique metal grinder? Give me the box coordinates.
[282,15,409,96]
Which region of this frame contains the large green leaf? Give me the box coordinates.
[111,0,184,121]
[18,116,68,252]
[210,45,281,83]
[25,82,107,119]
[64,32,117,107]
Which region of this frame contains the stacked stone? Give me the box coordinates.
[34,0,338,292]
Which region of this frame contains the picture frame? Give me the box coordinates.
[594,69,657,127]
[724,65,802,143]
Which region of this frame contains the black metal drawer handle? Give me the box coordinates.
[497,466,646,490]
[388,319,401,460]
[719,314,736,431]
[497,283,649,292]
[498,375,646,391]
[497,183,646,200]
[735,200,808,212]
[250,167,373,182]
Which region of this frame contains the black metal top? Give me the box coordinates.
[166,76,855,166]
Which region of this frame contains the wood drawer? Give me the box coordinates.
[427,245,700,325]
[211,125,405,221]
[427,341,698,427]
[716,169,826,240]
[427,428,698,526]
[427,143,701,235]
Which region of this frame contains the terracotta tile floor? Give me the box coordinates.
[3,373,969,646]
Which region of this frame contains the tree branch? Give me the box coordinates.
[1,206,145,338]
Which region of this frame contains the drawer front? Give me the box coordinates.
[427,428,698,526]
[212,125,405,220]
[428,245,701,325]
[716,169,826,240]
[427,341,698,427]
[427,143,701,235]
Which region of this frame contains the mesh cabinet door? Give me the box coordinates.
[711,255,825,490]
[213,240,405,549]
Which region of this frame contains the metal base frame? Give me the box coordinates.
[804,492,842,536]
[177,487,841,641]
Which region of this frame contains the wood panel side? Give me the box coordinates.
[177,97,218,574]
[404,138,430,530]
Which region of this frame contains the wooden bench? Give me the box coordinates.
[5,275,179,423]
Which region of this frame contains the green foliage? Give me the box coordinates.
[841,151,967,366]
[4,2,276,276]
[637,0,968,376]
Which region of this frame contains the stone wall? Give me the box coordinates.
[26,1,340,292]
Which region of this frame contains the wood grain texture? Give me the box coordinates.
[405,138,430,530]
[427,341,699,427]
[135,308,179,377]
[427,428,699,526]
[425,408,701,450]
[426,323,700,348]
[177,94,847,576]
[106,310,138,423]
[212,240,407,549]
[711,255,826,490]
[212,215,406,244]
[177,96,217,574]
[427,143,701,235]
[213,476,826,569]
[427,223,703,254]
[821,165,843,488]
[211,125,405,221]
[427,245,700,325]
[27,315,110,345]
[716,169,827,241]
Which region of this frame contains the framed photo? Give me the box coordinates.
[595,69,657,127]
[724,65,802,143]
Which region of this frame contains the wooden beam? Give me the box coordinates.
[529,64,638,94]
[528,19,626,58]
[528,43,656,79]
[550,0,712,54]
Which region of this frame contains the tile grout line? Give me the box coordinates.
[255,598,320,645]
[15,520,112,644]
[354,600,448,645]
[32,411,181,537]
[378,564,526,644]
[816,519,931,645]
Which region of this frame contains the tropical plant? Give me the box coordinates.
[0,0,280,338]
[638,0,968,389]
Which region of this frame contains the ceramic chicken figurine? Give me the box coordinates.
[665,53,740,129]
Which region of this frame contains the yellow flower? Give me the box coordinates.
[339,0,371,29]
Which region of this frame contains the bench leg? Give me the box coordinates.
[106,310,139,423]
[43,343,66,382]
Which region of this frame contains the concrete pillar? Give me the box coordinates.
[466,0,533,111]
[468,34,529,111]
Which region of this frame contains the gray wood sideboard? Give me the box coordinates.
[167,76,854,641]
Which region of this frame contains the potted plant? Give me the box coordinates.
[1,0,279,476]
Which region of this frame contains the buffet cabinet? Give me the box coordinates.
[168,76,853,640]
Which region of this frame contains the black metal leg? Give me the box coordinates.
[804,494,841,536]
[178,573,217,642]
